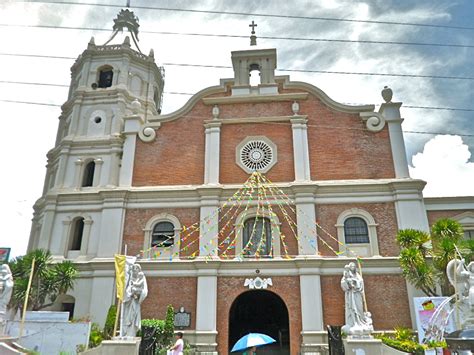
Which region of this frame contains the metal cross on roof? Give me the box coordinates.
[249,20,257,34]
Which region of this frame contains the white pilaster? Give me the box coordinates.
[97,204,125,257]
[199,197,219,256]
[204,121,221,185]
[300,274,324,331]
[379,102,410,178]
[196,273,217,331]
[38,204,56,250]
[295,192,318,255]
[119,115,143,187]
[291,117,311,182]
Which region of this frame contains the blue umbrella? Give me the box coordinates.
[231,333,277,352]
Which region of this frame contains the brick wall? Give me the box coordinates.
[216,276,302,355]
[132,100,209,186]
[321,274,411,330]
[302,97,395,180]
[141,276,197,329]
[219,102,295,184]
[133,86,396,187]
[123,208,200,257]
[315,203,399,256]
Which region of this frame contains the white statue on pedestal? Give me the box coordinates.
[0,264,14,333]
[341,262,373,336]
[122,263,148,337]
[447,258,474,328]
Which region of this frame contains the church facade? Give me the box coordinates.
[27,9,474,354]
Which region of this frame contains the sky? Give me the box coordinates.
[1,0,473,258]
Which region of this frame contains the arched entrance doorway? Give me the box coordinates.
[229,290,290,354]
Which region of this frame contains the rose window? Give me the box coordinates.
[237,137,277,173]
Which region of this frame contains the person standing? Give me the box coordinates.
[169,332,184,355]
[243,346,257,354]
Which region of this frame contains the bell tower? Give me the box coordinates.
[30,8,164,260]
[50,8,164,191]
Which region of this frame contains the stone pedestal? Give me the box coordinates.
[343,336,383,355]
[80,337,141,355]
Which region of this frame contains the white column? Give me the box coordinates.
[379,102,410,178]
[93,158,104,187]
[204,121,221,185]
[80,218,93,256]
[109,150,121,186]
[119,115,143,186]
[74,158,84,188]
[295,192,318,255]
[291,117,311,182]
[199,196,219,256]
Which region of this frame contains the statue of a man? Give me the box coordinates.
[341,262,373,336]
[121,263,148,337]
[0,264,14,332]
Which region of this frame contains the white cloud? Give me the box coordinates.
[409,135,474,197]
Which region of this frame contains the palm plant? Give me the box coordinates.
[396,218,467,297]
[8,249,78,312]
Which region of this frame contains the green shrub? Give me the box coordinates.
[103,304,117,339]
[375,327,425,355]
[88,323,104,349]
[140,304,175,352]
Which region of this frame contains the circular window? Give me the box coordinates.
[94,116,102,124]
[240,140,273,171]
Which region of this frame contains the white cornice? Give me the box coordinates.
[424,196,474,210]
[41,178,428,210]
[73,256,402,278]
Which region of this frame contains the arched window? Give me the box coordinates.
[242,217,272,256]
[336,209,379,257]
[344,217,370,244]
[98,66,113,88]
[69,218,84,251]
[152,221,175,248]
[249,63,261,86]
[82,161,95,187]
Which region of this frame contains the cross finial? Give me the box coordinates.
[249,20,257,34]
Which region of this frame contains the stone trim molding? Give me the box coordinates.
[335,208,380,257]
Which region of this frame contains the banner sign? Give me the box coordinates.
[413,297,456,344]
[0,248,11,263]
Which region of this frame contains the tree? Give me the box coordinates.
[396,218,466,297]
[8,249,78,312]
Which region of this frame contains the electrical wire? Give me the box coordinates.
[15,0,474,31]
[1,52,473,82]
[1,98,473,139]
[1,23,473,49]
[0,80,473,112]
